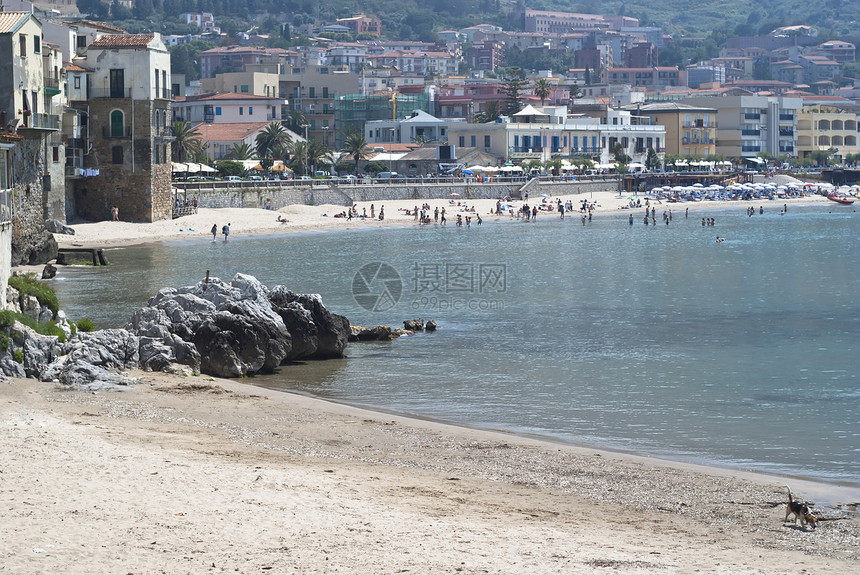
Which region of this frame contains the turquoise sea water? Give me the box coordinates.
[51,203,860,485]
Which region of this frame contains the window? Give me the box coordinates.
[484,135,491,148]
[308,87,315,98]
[109,69,124,98]
[19,35,26,57]
[240,85,249,93]
[239,107,244,116]
[248,107,253,116]
[458,135,465,147]
[52,146,59,162]
[322,87,329,98]
[74,75,80,89]
[470,135,476,147]
[215,107,222,115]
[76,35,86,49]
[110,110,124,137]
[112,146,124,164]
[34,36,40,54]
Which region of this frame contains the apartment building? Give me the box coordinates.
[796,105,859,160]
[635,102,717,157]
[684,95,802,159]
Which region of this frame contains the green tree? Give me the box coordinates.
[283,110,307,134]
[612,142,631,166]
[215,160,245,178]
[645,147,661,171]
[341,132,371,173]
[171,120,203,162]
[227,142,253,160]
[475,101,502,123]
[502,67,528,114]
[255,122,291,160]
[533,78,552,106]
[568,83,582,109]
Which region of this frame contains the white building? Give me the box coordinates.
[172,92,288,124]
[446,105,665,166]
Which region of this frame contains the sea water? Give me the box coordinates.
[51,204,860,485]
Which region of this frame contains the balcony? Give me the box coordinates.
[102,126,132,138]
[744,113,761,120]
[89,87,132,99]
[779,114,794,121]
[741,145,761,152]
[741,129,761,136]
[154,125,175,138]
[154,88,173,100]
[779,128,794,137]
[66,137,85,149]
[20,113,60,131]
[43,75,61,93]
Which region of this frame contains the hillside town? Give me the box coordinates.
[0,0,858,234]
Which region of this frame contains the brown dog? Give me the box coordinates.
[785,485,818,529]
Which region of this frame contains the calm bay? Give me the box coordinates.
[51,203,860,485]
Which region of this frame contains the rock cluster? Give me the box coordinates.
[348,318,438,341]
[0,274,350,388]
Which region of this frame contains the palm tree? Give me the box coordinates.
[255,122,291,160]
[475,101,502,123]
[171,120,203,162]
[341,132,370,173]
[226,142,253,160]
[533,78,552,106]
[306,140,330,174]
[283,110,307,134]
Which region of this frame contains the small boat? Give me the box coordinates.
[827,192,855,205]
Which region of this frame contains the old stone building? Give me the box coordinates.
[0,11,63,265]
[71,33,173,222]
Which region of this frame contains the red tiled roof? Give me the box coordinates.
[89,34,154,48]
[190,121,277,141]
[65,63,92,72]
[0,11,30,34]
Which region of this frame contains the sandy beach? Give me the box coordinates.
[1,373,858,574]
[56,181,834,249]
[7,179,857,572]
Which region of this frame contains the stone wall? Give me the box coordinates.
[73,99,172,223]
[10,134,49,265]
[175,178,619,211]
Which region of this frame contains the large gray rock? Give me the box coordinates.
[268,287,350,360]
[0,273,351,386]
[13,230,59,266]
[45,219,75,235]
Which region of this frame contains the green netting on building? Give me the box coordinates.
[334,92,430,148]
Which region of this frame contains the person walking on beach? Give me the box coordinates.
[211,224,217,241]
[222,223,230,241]
[440,207,447,225]
[111,206,119,221]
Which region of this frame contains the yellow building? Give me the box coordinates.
[635,102,718,158]
[796,105,859,160]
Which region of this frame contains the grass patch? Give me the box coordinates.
[8,273,59,314]
[76,318,95,332]
[0,310,66,343]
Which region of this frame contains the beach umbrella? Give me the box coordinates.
[540,193,550,198]
[450,193,460,197]
[462,169,474,175]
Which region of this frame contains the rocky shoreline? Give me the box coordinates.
[1,273,353,387]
